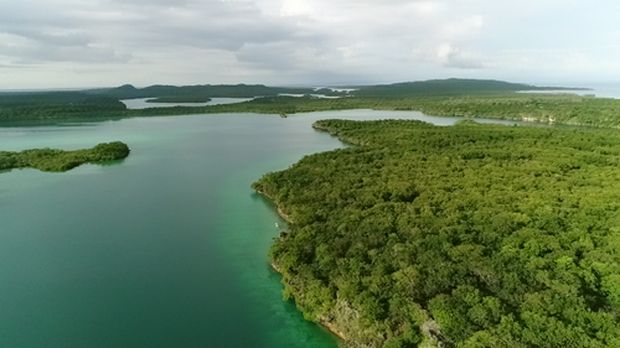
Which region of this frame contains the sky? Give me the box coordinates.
[0,0,619,89]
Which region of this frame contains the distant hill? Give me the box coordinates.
[351,78,589,97]
[86,84,343,100]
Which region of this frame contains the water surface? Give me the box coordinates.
[121,97,255,109]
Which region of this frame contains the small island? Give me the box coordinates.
[0,141,130,173]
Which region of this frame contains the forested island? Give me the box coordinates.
[0,141,130,172]
[253,120,620,347]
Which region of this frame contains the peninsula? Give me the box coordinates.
[253,119,620,347]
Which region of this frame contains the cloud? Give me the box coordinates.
[437,44,485,69]
[0,0,619,88]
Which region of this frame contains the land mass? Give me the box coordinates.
[3,79,615,128]
[0,141,130,172]
[253,119,620,347]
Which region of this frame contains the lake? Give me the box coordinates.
[0,110,518,348]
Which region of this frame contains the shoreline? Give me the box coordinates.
[254,189,293,224]
[258,190,447,347]
[256,189,348,344]
[268,260,348,342]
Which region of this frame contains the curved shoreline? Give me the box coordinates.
[256,189,348,344]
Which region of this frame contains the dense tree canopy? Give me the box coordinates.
[253,120,620,347]
[0,92,127,122]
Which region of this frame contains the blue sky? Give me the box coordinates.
[0,0,619,88]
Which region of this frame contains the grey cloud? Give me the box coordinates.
[1,44,131,65]
[0,0,311,65]
[105,0,194,7]
[0,63,27,69]
[0,29,128,65]
[1,0,619,88]
[7,29,91,47]
[443,50,485,69]
[130,18,299,51]
[86,0,317,50]
[236,42,301,69]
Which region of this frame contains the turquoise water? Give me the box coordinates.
[0,110,516,347]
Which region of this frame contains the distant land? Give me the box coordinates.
[349,78,591,97]
[2,78,616,128]
[85,79,588,99]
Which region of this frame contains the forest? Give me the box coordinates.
[253,120,620,347]
[0,141,130,172]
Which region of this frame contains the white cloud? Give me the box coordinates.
[0,0,618,88]
[436,43,485,69]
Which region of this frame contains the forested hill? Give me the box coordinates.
[351,78,587,97]
[253,119,620,347]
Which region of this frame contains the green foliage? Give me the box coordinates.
[254,120,620,347]
[0,141,130,172]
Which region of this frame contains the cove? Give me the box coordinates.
[0,110,518,348]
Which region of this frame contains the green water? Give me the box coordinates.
[0,110,515,348]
